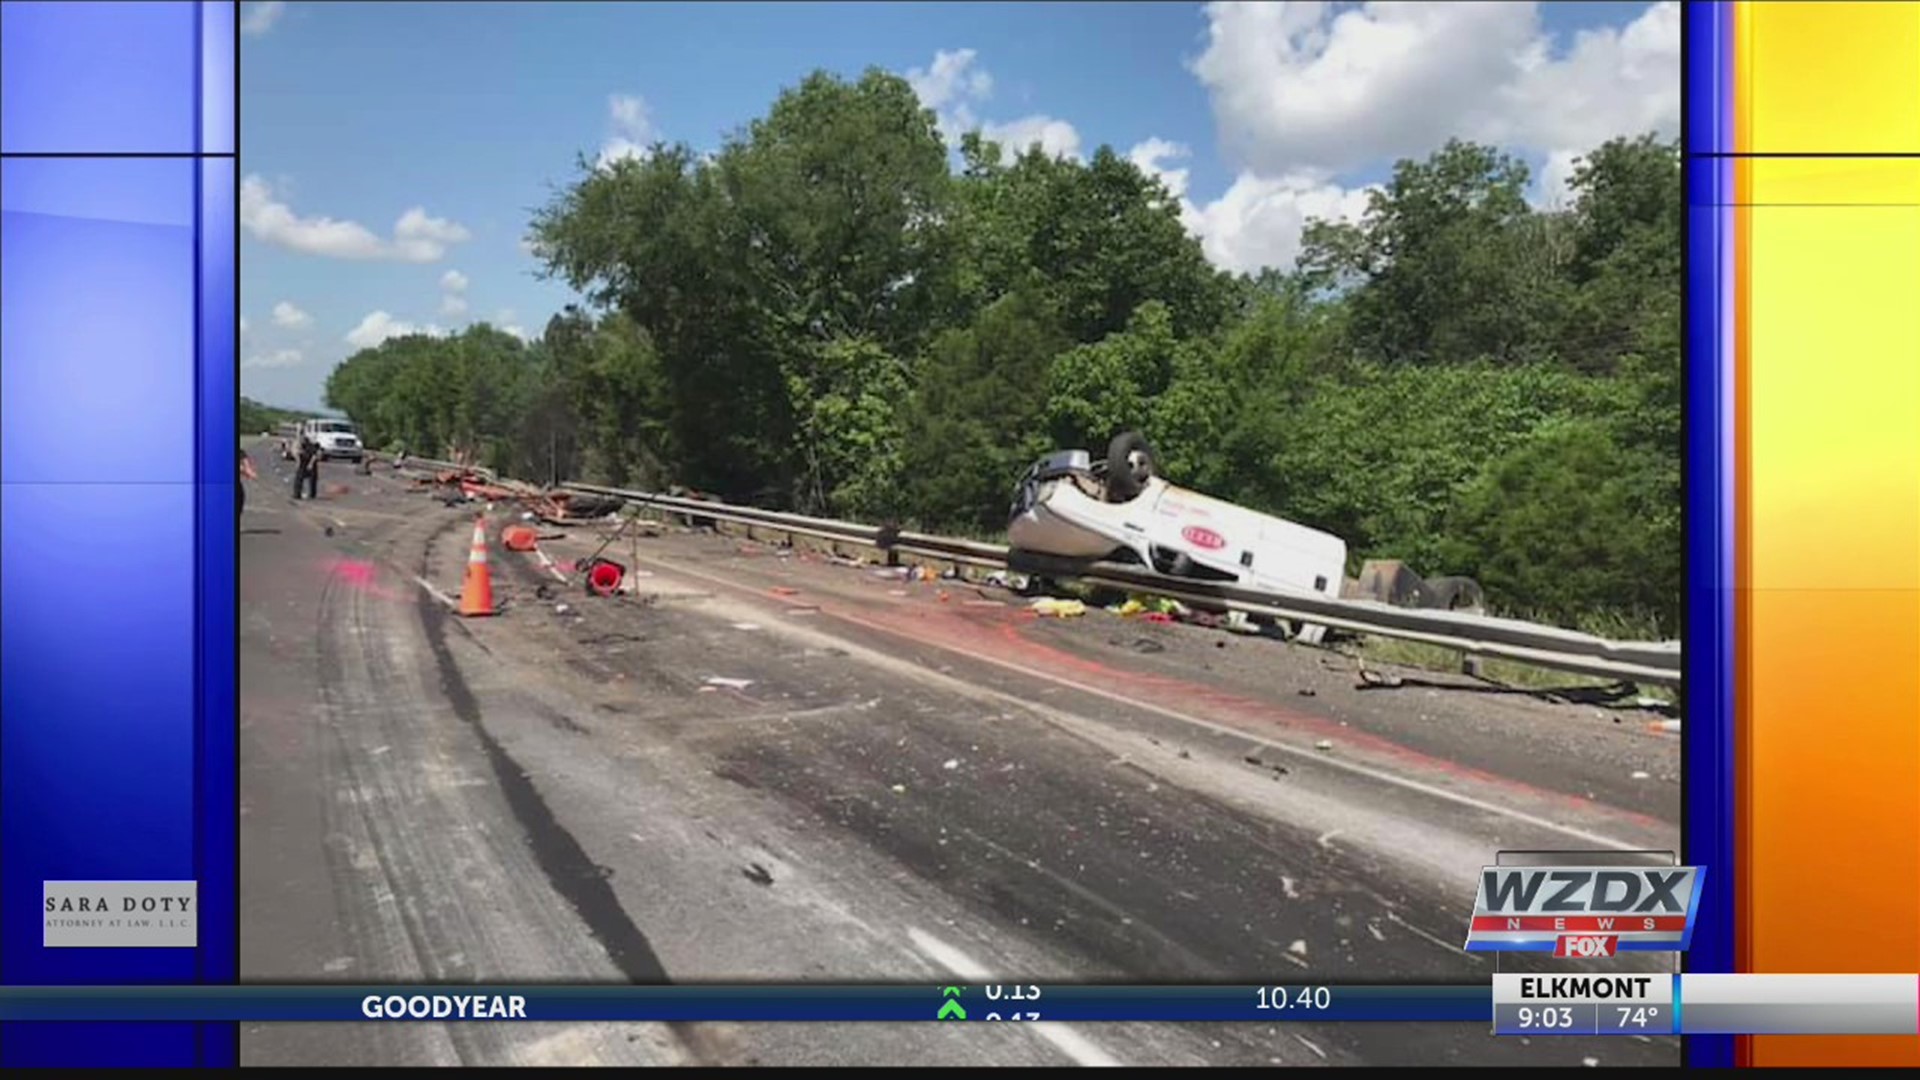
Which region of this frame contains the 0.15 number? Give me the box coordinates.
[1256,987,1331,1010]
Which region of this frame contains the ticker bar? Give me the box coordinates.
[5,979,1914,1029]
[0,985,1485,1023]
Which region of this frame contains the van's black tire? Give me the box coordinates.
[1422,576,1486,612]
[1105,431,1158,503]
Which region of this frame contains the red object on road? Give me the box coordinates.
[501,524,539,552]
[585,558,625,596]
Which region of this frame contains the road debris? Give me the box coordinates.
[1314,739,1335,751]
[704,677,754,690]
[731,623,762,631]
[1630,770,1651,780]
[742,863,775,887]
[1029,597,1087,618]
[889,783,907,795]
[942,759,960,771]
[1356,667,1405,689]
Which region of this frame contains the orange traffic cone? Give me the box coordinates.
[459,516,495,617]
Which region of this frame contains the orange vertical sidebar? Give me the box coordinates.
[1736,1,1920,1068]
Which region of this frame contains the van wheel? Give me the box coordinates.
[1105,431,1158,503]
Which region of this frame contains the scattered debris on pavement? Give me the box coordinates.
[704,676,754,690]
[1030,597,1087,618]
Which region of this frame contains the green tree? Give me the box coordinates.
[1298,139,1543,365]
[1441,418,1678,633]
[900,289,1067,532]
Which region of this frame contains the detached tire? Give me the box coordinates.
[1105,431,1158,503]
[1423,576,1486,612]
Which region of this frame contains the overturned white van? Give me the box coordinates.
[1006,432,1350,644]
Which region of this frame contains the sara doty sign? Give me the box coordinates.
[43,881,197,948]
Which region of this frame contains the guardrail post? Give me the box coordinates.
[1461,655,1485,679]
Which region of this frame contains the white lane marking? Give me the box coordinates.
[905,928,1123,1068]
[534,547,571,583]
[412,575,457,608]
[649,555,1647,852]
[1386,910,1482,963]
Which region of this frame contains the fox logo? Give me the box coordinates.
[1555,935,1619,958]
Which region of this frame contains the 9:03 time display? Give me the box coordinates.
[1512,1006,1577,1029]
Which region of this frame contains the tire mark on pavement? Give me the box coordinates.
[412,523,727,1065]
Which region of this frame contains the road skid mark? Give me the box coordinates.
[633,553,1647,853]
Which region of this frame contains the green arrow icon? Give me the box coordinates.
[937,999,967,1021]
[942,986,964,998]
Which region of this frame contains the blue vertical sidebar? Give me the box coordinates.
[0,1,238,1068]
[1681,0,1737,1070]
[199,1,240,1068]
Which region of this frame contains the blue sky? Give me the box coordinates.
[239,1,1678,410]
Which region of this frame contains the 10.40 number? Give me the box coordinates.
[1256,987,1332,1010]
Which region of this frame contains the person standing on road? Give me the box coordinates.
[239,448,257,515]
[293,433,321,501]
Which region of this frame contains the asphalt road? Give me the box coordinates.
[238,443,1682,1067]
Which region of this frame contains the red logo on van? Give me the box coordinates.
[1181,525,1226,550]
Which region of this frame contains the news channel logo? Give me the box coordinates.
[1464,851,1702,960]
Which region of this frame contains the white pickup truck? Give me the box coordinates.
[1006,432,1485,643]
[301,418,364,463]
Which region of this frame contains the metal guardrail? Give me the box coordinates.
[555,481,1681,688]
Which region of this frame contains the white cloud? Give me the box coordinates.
[241,1,285,37]
[240,315,250,335]
[1191,1,1679,180]
[904,49,1081,162]
[906,48,994,111]
[491,310,531,343]
[1187,172,1377,274]
[1124,136,1374,274]
[1128,138,1194,205]
[270,300,312,329]
[391,207,472,262]
[240,175,470,263]
[1532,148,1583,210]
[596,94,656,170]
[345,311,445,350]
[243,348,303,370]
[440,269,470,316]
[980,115,1082,163]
